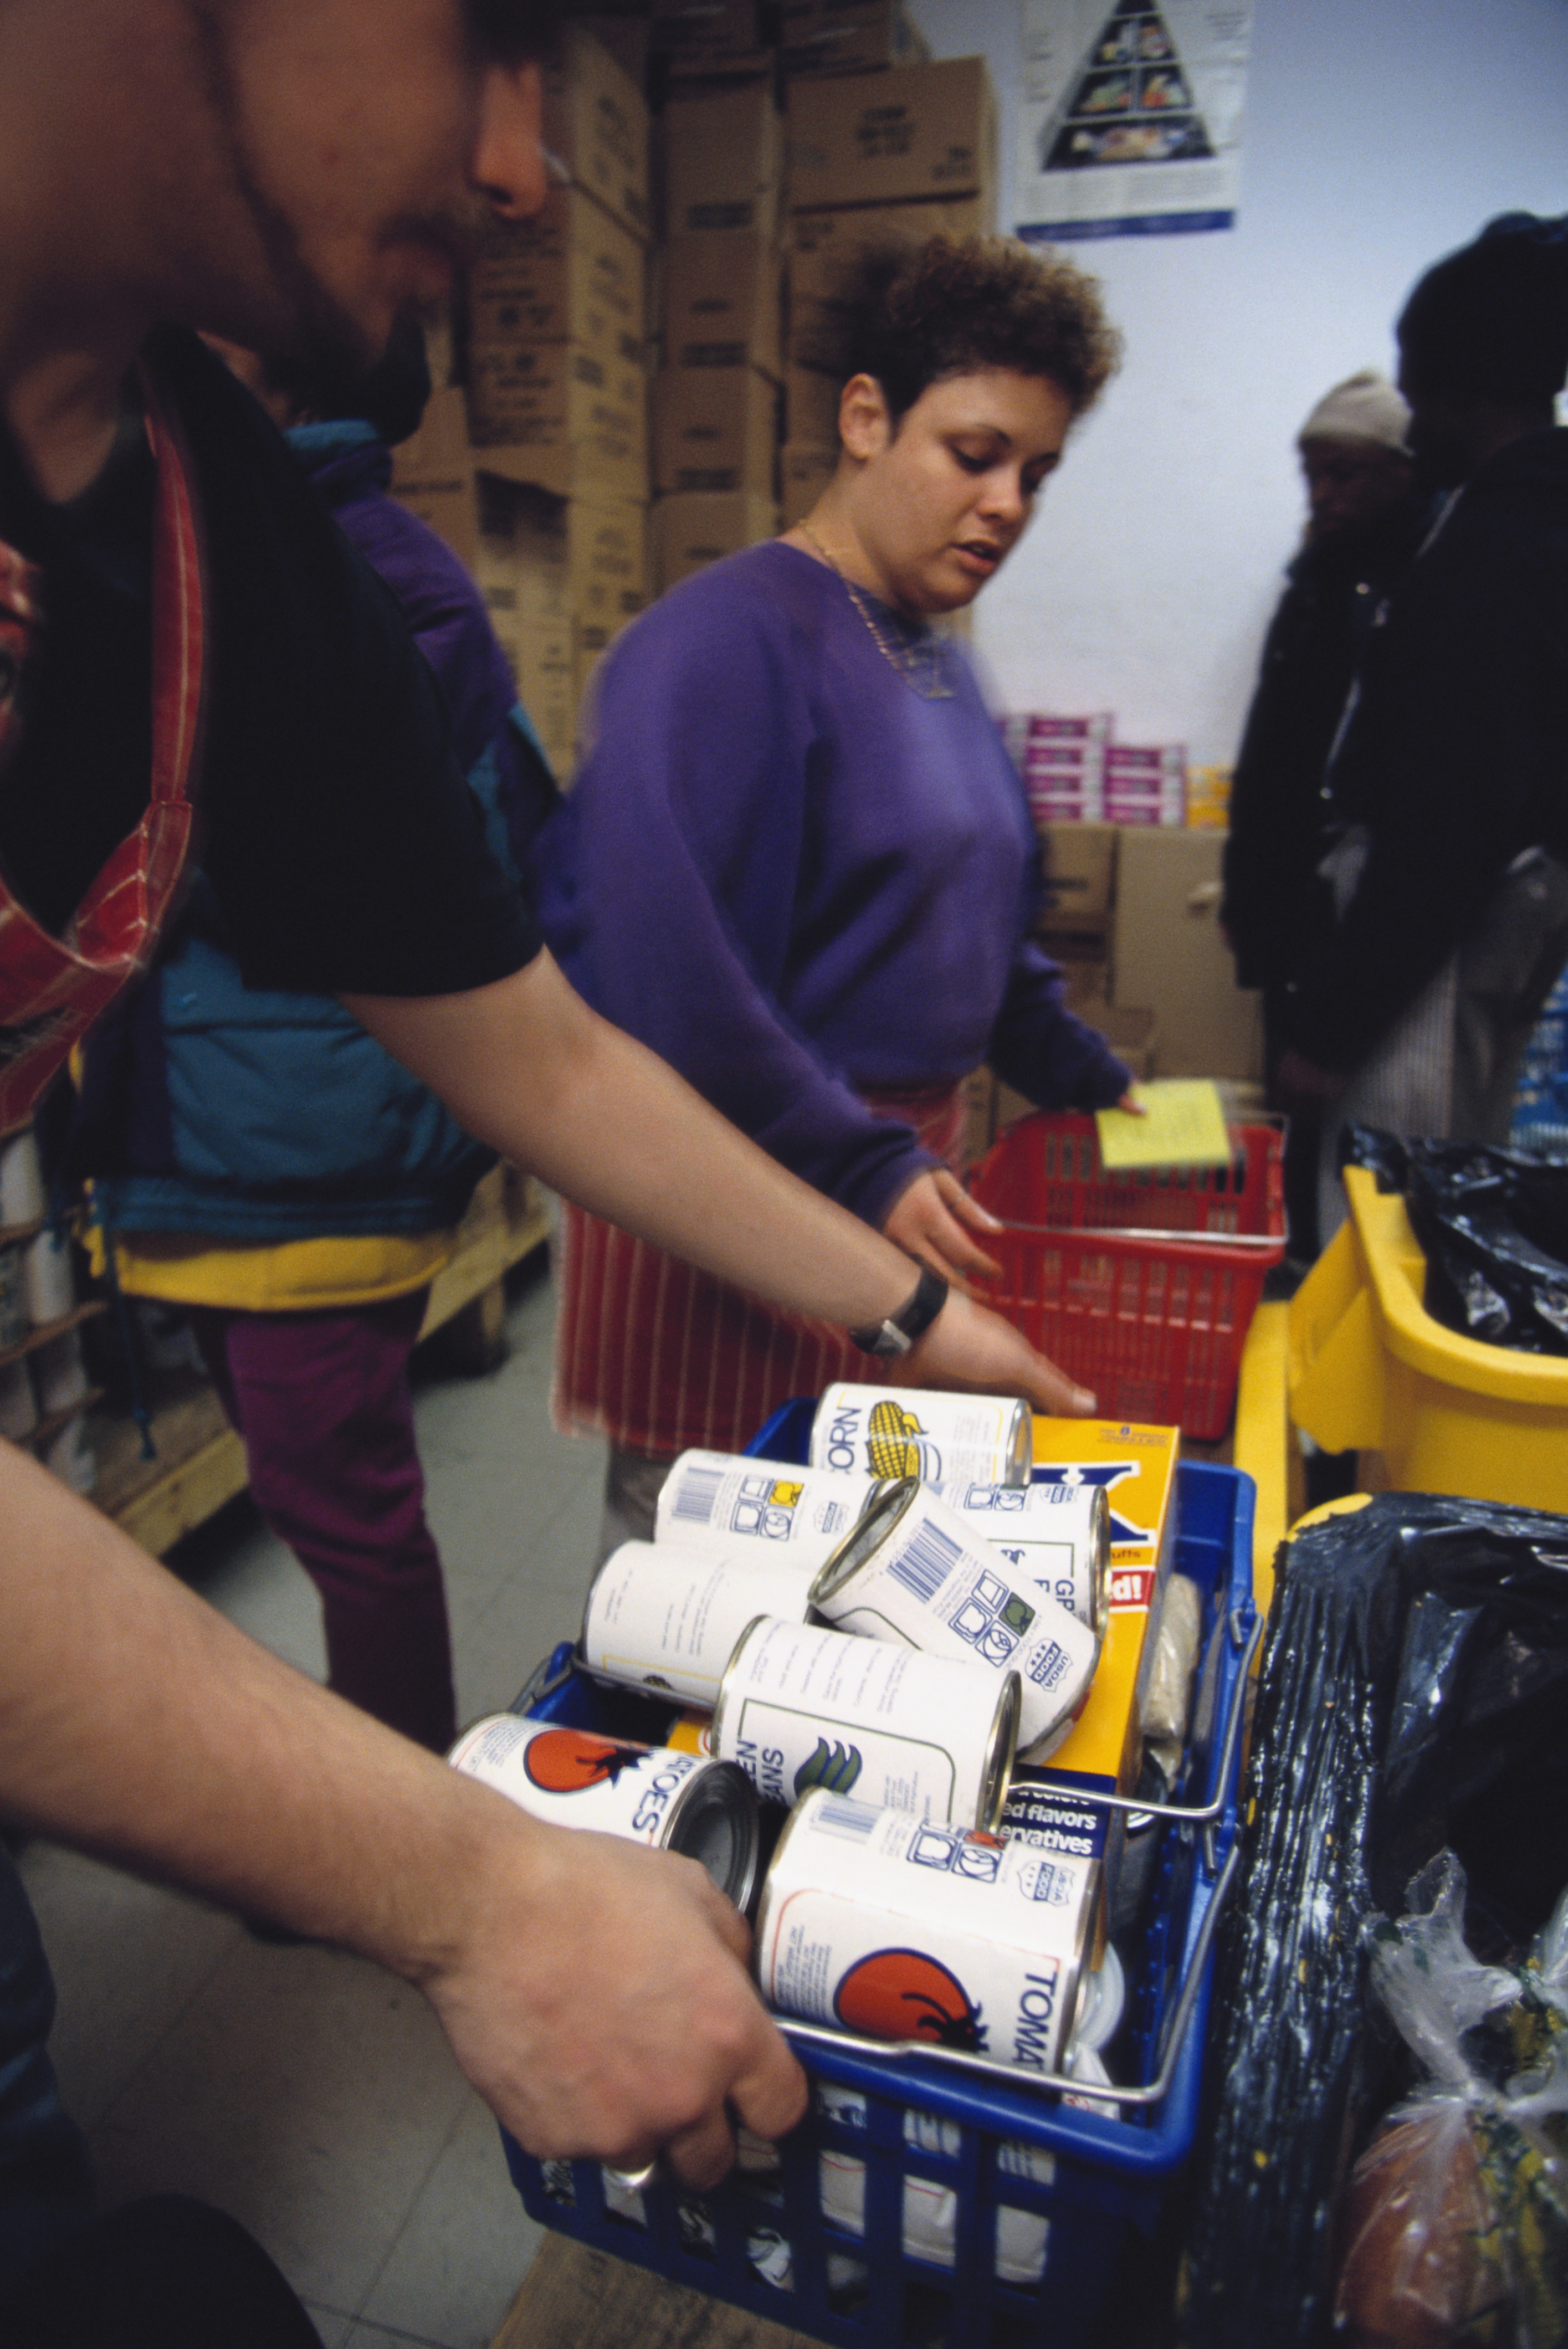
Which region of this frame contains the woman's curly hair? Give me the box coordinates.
[803,234,1121,425]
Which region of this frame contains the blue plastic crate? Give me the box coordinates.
[500,1441,1254,2348]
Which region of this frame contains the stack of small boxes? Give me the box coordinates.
[782,47,997,524]
[1003,712,1189,829]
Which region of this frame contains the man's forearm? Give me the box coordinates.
[347,953,925,1331]
[0,1439,807,2181]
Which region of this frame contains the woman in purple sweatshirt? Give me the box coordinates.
[529,237,1133,1545]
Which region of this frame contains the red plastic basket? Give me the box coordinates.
[967,1112,1286,1439]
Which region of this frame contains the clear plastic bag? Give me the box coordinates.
[1335,1854,1568,2348]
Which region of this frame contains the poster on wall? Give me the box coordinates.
[1016,0,1251,243]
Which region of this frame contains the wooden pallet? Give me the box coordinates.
[91,1168,550,1557]
[491,2237,831,2349]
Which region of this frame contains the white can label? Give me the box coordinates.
[759,1794,1092,2073]
[583,1541,816,1703]
[811,1383,1028,1489]
[932,1480,1105,1628]
[818,1485,1097,1752]
[449,1716,705,1847]
[657,1452,879,1568]
[716,1618,1003,1825]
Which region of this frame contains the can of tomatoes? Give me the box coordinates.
[655,1450,884,1571]
[711,1614,1017,1830]
[581,1539,817,1705]
[449,1716,759,1911]
[810,1479,1099,1757]
[811,1383,1031,1490]
[755,1790,1094,2074]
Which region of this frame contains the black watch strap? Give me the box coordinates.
[849,1265,950,1358]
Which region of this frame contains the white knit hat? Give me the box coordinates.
[1297,370,1411,453]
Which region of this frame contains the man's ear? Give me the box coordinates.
[838,373,892,462]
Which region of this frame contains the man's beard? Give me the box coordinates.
[187,4,418,391]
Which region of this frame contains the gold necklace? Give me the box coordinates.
[796,526,954,701]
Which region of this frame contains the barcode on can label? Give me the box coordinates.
[812,1798,880,1842]
[670,1466,723,1526]
[888,1519,962,1604]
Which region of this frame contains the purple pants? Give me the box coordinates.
[189,1289,457,1753]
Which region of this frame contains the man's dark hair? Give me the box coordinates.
[469,0,560,63]
[803,235,1120,425]
[1398,212,1568,402]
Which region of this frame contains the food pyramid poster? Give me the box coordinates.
[1017,0,1251,243]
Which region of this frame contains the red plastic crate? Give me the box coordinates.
[968,1112,1285,1439]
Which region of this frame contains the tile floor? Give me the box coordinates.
[18,1253,603,2349]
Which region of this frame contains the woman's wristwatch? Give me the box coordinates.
[849,1265,950,1358]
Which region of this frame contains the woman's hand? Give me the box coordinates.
[882,1168,1005,1287]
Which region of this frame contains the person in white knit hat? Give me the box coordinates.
[1222,371,1433,1258]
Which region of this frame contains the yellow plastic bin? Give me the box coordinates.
[1289,1164,1568,1511]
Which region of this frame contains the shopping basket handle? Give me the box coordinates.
[773,1833,1244,2115]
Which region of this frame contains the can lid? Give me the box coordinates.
[808,1475,920,1607]
[1086,1486,1111,1635]
[980,1670,1022,1833]
[1006,1401,1033,1488]
[752,1783,824,1957]
[665,1759,761,1914]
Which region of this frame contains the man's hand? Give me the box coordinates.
[882,1168,1003,1287]
[904,1289,1095,1417]
[424,1803,807,2189]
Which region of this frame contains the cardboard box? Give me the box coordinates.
[662,234,782,378]
[389,385,478,572]
[472,476,576,770]
[654,366,778,494]
[780,0,928,77]
[654,0,772,76]
[786,56,996,212]
[1039,822,1116,929]
[783,358,841,444]
[1111,828,1263,1080]
[652,490,780,591]
[470,187,647,366]
[664,83,785,237]
[467,342,648,502]
[577,12,653,90]
[1018,1417,1181,1794]
[545,26,652,244]
[779,437,837,524]
[568,495,649,643]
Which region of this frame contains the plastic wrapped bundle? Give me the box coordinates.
[1179,1493,1568,2348]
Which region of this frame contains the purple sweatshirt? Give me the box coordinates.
[530,540,1129,1226]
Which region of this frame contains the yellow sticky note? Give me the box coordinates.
[1095,1079,1231,1170]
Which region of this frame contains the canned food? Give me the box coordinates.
[581,1539,817,1705]
[756,1789,1095,2075]
[932,1480,1111,1634]
[811,1480,1099,1757]
[811,1383,1031,1489]
[656,1451,883,1570]
[712,1615,1017,1830]
[448,1715,760,1911]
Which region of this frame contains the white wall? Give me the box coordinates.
[906,0,1568,760]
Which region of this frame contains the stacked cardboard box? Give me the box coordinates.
[447,28,653,757]
[653,0,775,85]
[781,58,997,525]
[780,0,927,79]
[653,81,783,588]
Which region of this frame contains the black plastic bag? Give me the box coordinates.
[1340,1124,1568,1353]
[1177,1493,1568,2349]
